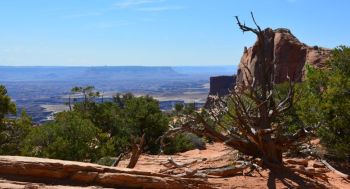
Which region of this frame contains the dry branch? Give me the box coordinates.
[321,159,350,180]
[127,133,145,169]
[173,165,248,178]
[174,169,208,178]
[166,157,205,168]
[289,166,329,181]
[201,165,246,177]
[112,153,124,167]
[161,12,310,171]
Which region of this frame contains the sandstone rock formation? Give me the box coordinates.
[236,28,331,86]
[0,156,212,189]
[205,28,330,107]
[208,76,236,97]
[205,75,236,107]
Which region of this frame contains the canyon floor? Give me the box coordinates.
[0,143,349,189]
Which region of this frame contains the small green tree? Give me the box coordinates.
[69,91,169,156]
[122,95,169,154]
[174,103,184,116]
[297,46,350,160]
[0,85,16,123]
[21,111,107,162]
[0,110,32,155]
[0,85,27,155]
[71,86,100,114]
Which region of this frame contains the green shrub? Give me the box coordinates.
[163,133,199,155]
[71,92,169,155]
[0,110,32,155]
[96,156,117,166]
[297,46,350,160]
[21,112,107,162]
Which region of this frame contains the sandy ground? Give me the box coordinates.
[0,143,349,188]
[119,143,350,189]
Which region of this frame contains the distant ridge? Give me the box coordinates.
[0,66,180,81]
[0,66,237,82]
[172,65,237,75]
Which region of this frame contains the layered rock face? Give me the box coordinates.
[205,75,236,108]
[237,28,331,86]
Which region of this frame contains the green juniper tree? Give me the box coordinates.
[297,46,350,160]
[0,85,16,123]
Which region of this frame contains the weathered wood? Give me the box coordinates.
[161,13,302,168]
[172,165,247,178]
[111,153,124,167]
[289,166,329,181]
[127,133,145,169]
[321,159,350,179]
[174,169,208,178]
[200,165,246,177]
[167,157,203,168]
[0,156,213,189]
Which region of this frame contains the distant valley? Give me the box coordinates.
[0,66,236,123]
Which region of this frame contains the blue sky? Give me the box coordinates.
[0,0,349,66]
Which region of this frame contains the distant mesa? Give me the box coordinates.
[0,66,182,81]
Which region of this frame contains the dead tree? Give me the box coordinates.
[127,133,146,168]
[161,13,310,167]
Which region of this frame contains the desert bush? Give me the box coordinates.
[297,46,350,160]
[96,156,117,166]
[0,85,16,123]
[0,110,32,155]
[21,111,107,162]
[163,133,196,154]
[71,91,169,155]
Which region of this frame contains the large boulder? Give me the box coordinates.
[237,28,331,86]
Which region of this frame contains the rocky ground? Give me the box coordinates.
[0,143,349,188]
[119,143,349,189]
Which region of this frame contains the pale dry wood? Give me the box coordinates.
[0,156,212,189]
[321,159,350,180]
[127,133,145,169]
[111,153,124,167]
[166,156,206,168]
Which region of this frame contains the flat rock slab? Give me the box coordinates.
[0,156,213,189]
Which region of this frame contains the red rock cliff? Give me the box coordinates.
[236,28,331,86]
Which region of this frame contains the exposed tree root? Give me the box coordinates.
[174,169,208,178]
[173,165,247,178]
[111,153,124,167]
[289,166,329,181]
[127,133,145,168]
[321,159,350,180]
[165,158,253,178]
[166,156,206,168]
[200,165,246,177]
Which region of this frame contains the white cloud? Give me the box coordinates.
[136,6,185,12]
[95,20,131,29]
[114,0,164,9]
[64,12,103,18]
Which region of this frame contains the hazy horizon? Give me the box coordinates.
[0,65,234,67]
